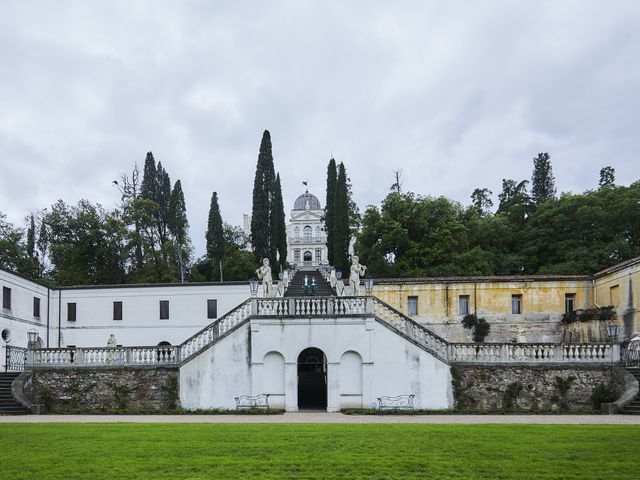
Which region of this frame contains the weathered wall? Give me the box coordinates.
[31,367,179,411]
[452,364,622,411]
[594,260,640,339]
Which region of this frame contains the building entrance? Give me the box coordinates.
[297,347,327,410]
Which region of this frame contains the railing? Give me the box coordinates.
[31,345,180,368]
[622,341,640,367]
[449,342,617,363]
[256,297,367,317]
[372,297,450,363]
[5,345,27,372]
[180,299,252,363]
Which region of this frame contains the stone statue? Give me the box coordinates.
[107,334,117,348]
[256,258,273,297]
[349,256,367,296]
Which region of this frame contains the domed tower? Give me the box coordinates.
[286,190,327,267]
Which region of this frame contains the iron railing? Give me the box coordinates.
[5,345,27,372]
[622,340,640,367]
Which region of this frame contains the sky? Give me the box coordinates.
[1,1,639,257]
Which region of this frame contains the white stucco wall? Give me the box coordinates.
[179,316,453,412]
[179,323,252,409]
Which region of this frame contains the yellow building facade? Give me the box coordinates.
[372,257,640,343]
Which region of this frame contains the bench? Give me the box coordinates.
[234,394,270,411]
[377,394,415,414]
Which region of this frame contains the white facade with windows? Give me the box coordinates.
[286,191,328,267]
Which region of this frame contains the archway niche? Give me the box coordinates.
[297,347,327,410]
[339,351,363,409]
[303,251,312,264]
[263,351,285,409]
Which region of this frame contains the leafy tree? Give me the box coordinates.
[205,192,224,281]
[599,166,615,189]
[26,214,36,259]
[324,158,337,266]
[470,188,493,216]
[498,179,532,225]
[192,225,255,281]
[250,130,277,266]
[273,173,287,270]
[531,152,556,205]
[0,212,35,277]
[155,162,172,245]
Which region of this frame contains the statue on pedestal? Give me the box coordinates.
[107,334,117,363]
[256,258,273,297]
[349,256,367,296]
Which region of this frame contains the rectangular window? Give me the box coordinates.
[33,297,41,318]
[408,296,418,316]
[159,300,169,320]
[67,302,76,322]
[315,248,322,262]
[459,295,470,315]
[294,249,300,263]
[207,299,217,319]
[113,301,123,321]
[610,285,619,306]
[564,293,575,314]
[511,295,522,315]
[2,287,11,310]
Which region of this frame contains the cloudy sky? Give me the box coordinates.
[1,1,639,257]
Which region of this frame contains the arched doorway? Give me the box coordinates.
[303,251,312,265]
[297,347,327,410]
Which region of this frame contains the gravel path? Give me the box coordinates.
[1,413,639,424]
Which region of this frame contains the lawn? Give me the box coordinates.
[1,423,638,479]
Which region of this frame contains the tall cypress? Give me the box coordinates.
[168,180,188,243]
[26,214,36,258]
[156,162,172,244]
[273,173,287,269]
[206,192,225,281]
[531,152,556,205]
[250,130,276,264]
[333,162,350,274]
[325,158,337,266]
[140,152,157,201]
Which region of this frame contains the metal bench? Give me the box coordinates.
[377,394,415,414]
[234,394,270,411]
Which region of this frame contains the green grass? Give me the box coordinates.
[1,423,638,479]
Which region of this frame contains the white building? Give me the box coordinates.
[286,190,328,267]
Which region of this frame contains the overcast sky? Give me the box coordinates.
[1,1,639,257]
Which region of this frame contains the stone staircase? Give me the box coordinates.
[0,372,29,414]
[285,269,334,297]
[621,367,640,414]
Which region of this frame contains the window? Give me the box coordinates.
[33,297,41,318]
[67,303,77,322]
[315,225,322,241]
[294,226,300,239]
[315,248,322,262]
[294,249,300,263]
[160,300,169,320]
[408,296,418,316]
[113,301,123,321]
[1,329,10,342]
[459,295,469,315]
[564,294,575,314]
[207,299,217,319]
[303,225,312,242]
[511,295,522,314]
[610,285,619,305]
[2,287,11,310]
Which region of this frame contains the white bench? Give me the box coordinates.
[377,394,415,414]
[234,394,270,411]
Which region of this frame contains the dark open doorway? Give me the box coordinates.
[297,347,327,410]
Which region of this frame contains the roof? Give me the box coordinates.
[374,275,592,285]
[293,191,322,211]
[594,256,640,278]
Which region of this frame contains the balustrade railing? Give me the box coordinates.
[255,296,368,317]
[372,297,450,362]
[30,345,180,368]
[449,342,617,363]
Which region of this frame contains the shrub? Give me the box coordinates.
[591,383,617,410]
[561,306,616,325]
[461,314,491,342]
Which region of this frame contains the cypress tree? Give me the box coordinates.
[168,180,188,243]
[250,130,276,264]
[531,152,556,205]
[273,173,287,270]
[325,158,337,266]
[156,162,172,244]
[333,162,350,274]
[206,192,225,281]
[140,152,157,201]
[26,214,36,258]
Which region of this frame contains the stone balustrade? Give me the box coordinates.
[26,295,621,368]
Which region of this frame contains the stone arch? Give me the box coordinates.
[263,351,285,408]
[339,350,363,409]
[297,347,327,410]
